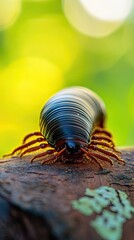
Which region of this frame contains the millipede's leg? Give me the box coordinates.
[22,132,44,144]
[20,143,50,157]
[3,137,47,158]
[83,153,103,169]
[30,147,66,164]
[81,148,113,165]
[41,155,57,165]
[91,134,115,146]
[88,145,123,162]
[91,129,123,156]
[93,127,112,137]
[41,147,66,165]
[90,155,103,169]
[30,149,56,163]
[90,140,114,149]
[91,139,121,155]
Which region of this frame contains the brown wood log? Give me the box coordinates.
[0,148,134,240]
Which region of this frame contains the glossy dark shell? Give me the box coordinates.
[40,87,106,148]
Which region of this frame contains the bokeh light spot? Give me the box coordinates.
[62,0,133,37]
[80,0,133,21]
[0,0,21,30]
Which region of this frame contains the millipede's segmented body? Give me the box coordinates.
[4,87,125,168]
[40,87,105,151]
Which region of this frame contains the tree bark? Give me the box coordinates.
[0,148,133,240]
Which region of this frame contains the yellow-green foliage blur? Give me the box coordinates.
[0,0,134,156]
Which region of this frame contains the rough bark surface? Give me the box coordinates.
[0,148,134,240]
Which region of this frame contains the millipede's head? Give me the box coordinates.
[65,140,81,154]
[55,139,87,162]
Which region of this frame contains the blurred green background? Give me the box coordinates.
[0,0,134,156]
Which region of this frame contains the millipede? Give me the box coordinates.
[4,86,125,168]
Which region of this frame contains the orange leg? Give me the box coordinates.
[20,143,50,157]
[93,127,112,137]
[91,128,123,155]
[30,149,56,163]
[41,147,66,164]
[90,140,114,149]
[22,132,43,144]
[90,140,121,156]
[41,155,57,165]
[89,155,103,169]
[83,153,103,169]
[3,137,47,158]
[30,147,66,164]
[89,145,125,164]
[81,147,113,165]
[91,134,115,146]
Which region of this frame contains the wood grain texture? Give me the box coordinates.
[0,148,134,240]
